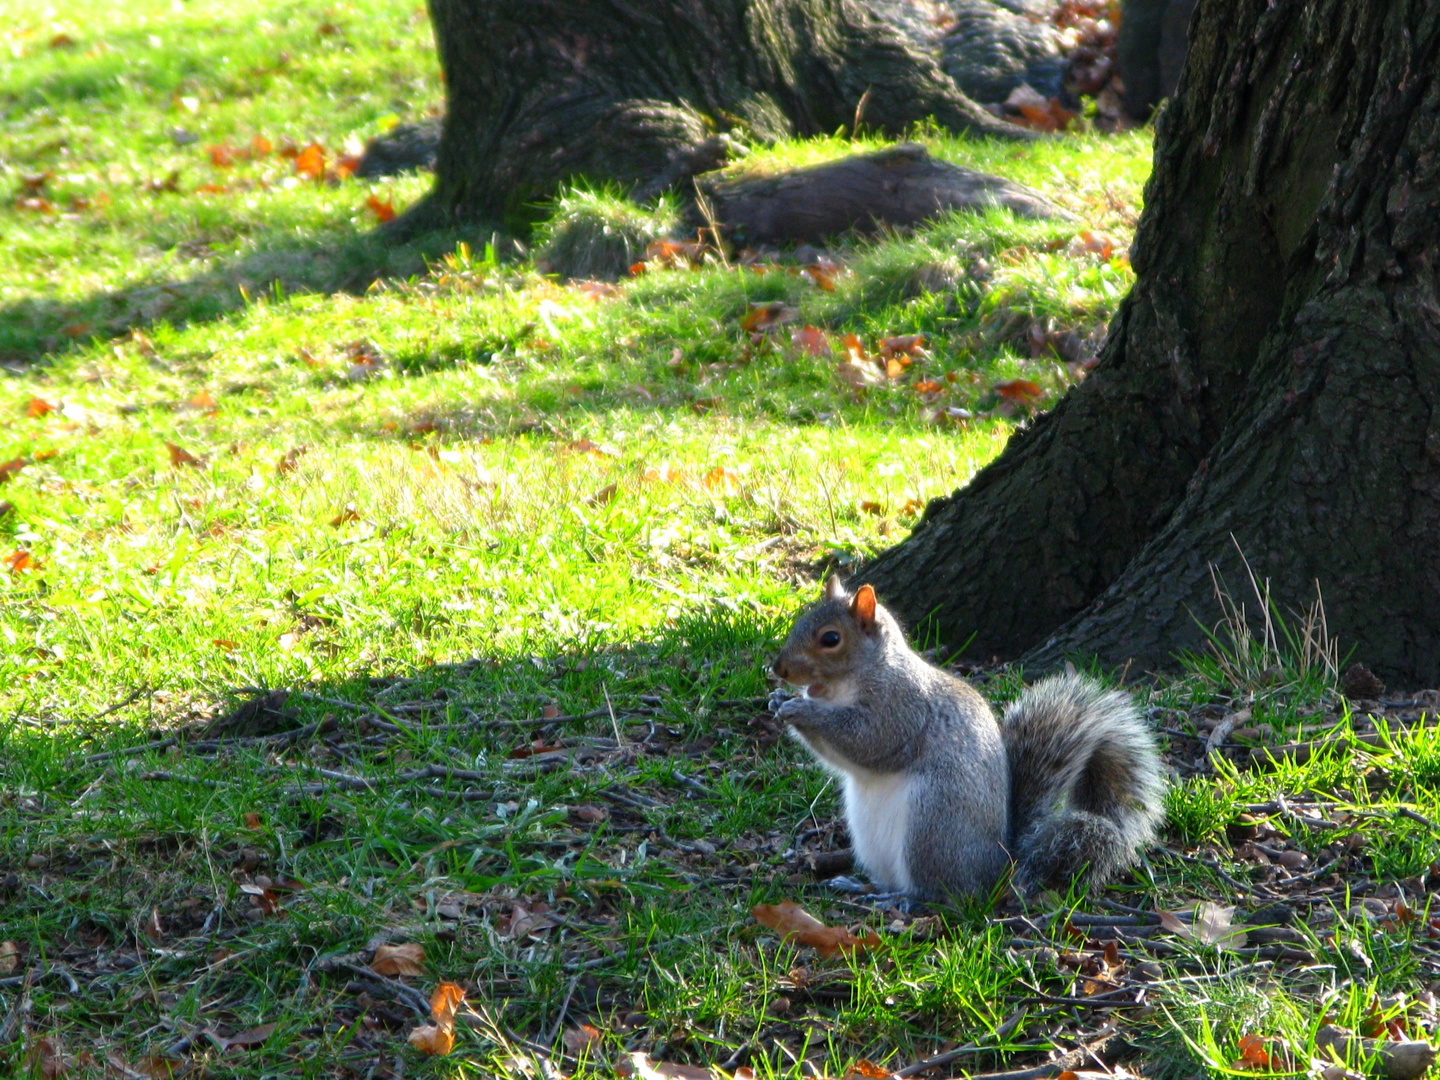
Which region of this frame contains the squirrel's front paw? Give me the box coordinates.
[767,688,797,716]
[775,694,810,721]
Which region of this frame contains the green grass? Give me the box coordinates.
[4,0,1440,1076]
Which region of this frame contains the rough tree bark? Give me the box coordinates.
[863,0,1440,685]
[412,0,1023,230]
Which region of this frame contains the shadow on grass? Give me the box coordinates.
[0,220,490,369]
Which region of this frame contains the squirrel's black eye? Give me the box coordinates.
[819,630,842,648]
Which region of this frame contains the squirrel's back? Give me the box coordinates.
[1003,672,1164,889]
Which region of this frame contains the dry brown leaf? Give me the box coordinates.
[1157,903,1248,950]
[741,301,799,333]
[370,942,425,977]
[0,940,18,974]
[276,446,307,476]
[329,506,361,527]
[562,1024,603,1054]
[408,1022,455,1055]
[835,360,884,392]
[220,1023,276,1050]
[751,901,881,958]
[1,457,30,483]
[166,442,206,469]
[627,1053,716,1080]
[242,812,262,829]
[586,483,619,507]
[574,804,608,823]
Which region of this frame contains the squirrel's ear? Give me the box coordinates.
[824,574,847,601]
[850,584,877,630]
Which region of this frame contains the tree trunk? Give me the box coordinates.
[413,0,1024,231]
[863,0,1440,687]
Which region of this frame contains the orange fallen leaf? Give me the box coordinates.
[751,901,881,959]
[859,501,885,515]
[741,301,798,333]
[294,143,326,180]
[407,981,466,1056]
[50,32,77,48]
[207,144,236,168]
[703,465,741,493]
[842,1061,892,1080]
[194,182,230,195]
[330,506,360,527]
[7,549,36,574]
[1232,1032,1272,1069]
[365,194,395,222]
[26,398,56,417]
[187,389,217,410]
[336,154,362,177]
[250,135,273,157]
[212,638,239,652]
[912,379,944,394]
[1070,230,1118,260]
[166,442,206,469]
[242,812,262,829]
[0,458,27,483]
[993,378,1044,405]
[802,263,837,291]
[791,325,831,357]
[371,942,425,977]
[646,238,704,267]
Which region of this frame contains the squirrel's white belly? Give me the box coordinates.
[842,770,913,892]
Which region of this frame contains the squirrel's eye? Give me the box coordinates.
[819,630,842,648]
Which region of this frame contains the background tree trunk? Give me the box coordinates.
[414,0,1022,230]
[864,0,1440,686]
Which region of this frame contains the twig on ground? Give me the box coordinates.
[893,1008,1031,1077]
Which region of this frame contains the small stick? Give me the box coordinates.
[545,974,582,1046]
[893,1008,1030,1077]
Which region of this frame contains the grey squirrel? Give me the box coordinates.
[770,577,1164,898]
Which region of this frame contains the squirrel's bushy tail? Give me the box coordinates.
[1002,673,1164,890]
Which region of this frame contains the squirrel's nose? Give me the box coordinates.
[772,658,788,681]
